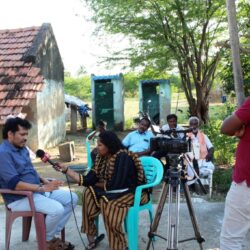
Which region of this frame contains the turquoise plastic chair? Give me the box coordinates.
[125,156,163,250]
[85,139,92,171]
[85,132,96,170]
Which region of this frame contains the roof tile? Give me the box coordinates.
[27,67,40,77]
[0,25,45,123]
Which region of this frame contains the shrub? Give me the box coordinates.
[202,119,238,166]
[213,167,233,193]
[124,118,135,130]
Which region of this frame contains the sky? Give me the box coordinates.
[0,0,126,76]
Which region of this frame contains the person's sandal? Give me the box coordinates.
[62,240,75,249]
[85,234,105,250]
[47,238,64,250]
[86,241,96,250]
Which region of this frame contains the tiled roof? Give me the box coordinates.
[0,26,45,124]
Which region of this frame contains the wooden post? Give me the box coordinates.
[81,116,87,130]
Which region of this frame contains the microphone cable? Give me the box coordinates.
[63,172,87,248]
[36,149,104,248]
[63,168,105,248]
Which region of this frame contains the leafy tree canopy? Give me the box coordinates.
[64,75,91,100]
[219,1,250,97]
[85,0,229,123]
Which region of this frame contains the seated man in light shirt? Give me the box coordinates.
[122,117,154,156]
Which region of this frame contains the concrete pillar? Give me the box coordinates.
[70,105,77,133]
[58,141,75,162]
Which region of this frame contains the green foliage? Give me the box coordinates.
[220,50,250,97]
[219,0,250,97]
[64,75,91,100]
[201,107,239,193]
[124,70,181,98]
[202,119,238,166]
[123,72,140,98]
[85,0,228,122]
[213,167,233,193]
[124,118,134,130]
[64,70,181,100]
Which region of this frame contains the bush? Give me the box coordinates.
[202,116,238,194]
[213,167,233,193]
[202,119,238,166]
[124,118,135,130]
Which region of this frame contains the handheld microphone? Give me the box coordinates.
[36,149,57,167]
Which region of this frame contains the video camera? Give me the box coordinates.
[150,128,192,154]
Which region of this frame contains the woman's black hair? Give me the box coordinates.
[3,117,32,139]
[98,131,124,155]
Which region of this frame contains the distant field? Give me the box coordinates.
[124,94,224,127]
[79,93,224,130]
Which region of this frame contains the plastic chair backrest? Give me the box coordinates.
[125,156,163,250]
[86,131,97,170]
[141,157,160,184]
[0,189,65,250]
[86,139,92,170]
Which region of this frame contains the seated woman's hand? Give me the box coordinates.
[53,162,68,173]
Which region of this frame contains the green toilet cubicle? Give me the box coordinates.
[139,79,171,126]
[91,74,124,131]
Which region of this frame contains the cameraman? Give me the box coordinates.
[220,97,250,250]
[152,114,184,166]
[161,114,185,139]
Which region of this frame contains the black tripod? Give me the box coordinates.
[146,153,206,250]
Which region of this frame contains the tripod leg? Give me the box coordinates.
[167,182,180,250]
[182,181,205,250]
[146,182,169,250]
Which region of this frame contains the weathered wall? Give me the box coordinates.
[36,79,65,149]
[27,24,65,150]
[22,99,38,150]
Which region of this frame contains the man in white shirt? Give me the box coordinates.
[187,116,214,191]
[161,114,185,139]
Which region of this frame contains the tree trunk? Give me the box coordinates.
[179,65,210,124]
[226,0,245,107]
